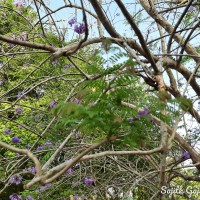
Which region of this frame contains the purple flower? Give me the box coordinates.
[136,106,149,118]
[66,168,72,174]
[188,6,195,12]
[18,125,23,129]
[37,146,43,151]
[17,91,26,99]
[14,0,25,7]
[84,177,94,186]
[4,128,12,134]
[68,17,77,26]
[9,43,14,48]
[40,186,46,192]
[74,23,86,34]
[9,175,22,185]
[15,107,23,115]
[181,151,190,160]
[9,194,22,200]
[26,166,36,174]
[30,167,36,174]
[44,140,52,146]
[11,136,21,143]
[39,184,51,192]
[26,196,34,200]
[50,100,57,108]
[64,64,73,71]
[45,183,51,188]
[74,98,81,104]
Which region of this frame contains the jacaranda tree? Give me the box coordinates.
[0,0,200,199]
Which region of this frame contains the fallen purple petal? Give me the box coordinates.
[9,175,22,185]
[66,168,72,174]
[4,128,12,134]
[50,100,57,108]
[9,193,22,200]
[15,106,23,115]
[136,106,149,118]
[17,91,26,99]
[11,136,21,143]
[74,98,81,104]
[84,177,94,186]
[26,196,34,200]
[181,151,190,160]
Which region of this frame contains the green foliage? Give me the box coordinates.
[176,97,193,111]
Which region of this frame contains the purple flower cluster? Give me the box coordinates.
[9,175,22,185]
[84,177,94,186]
[36,184,51,192]
[64,64,73,71]
[25,166,36,174]
[15,106,23,115]
[188,6,195,12]
[136,106,149,118]
[9,194,22,200]
[66,168,73,175]
[9,43,14,48]
[68,17,77,26]
[17,91,26,99]
[49,100,57,108]
[4,128,12,134]
[12,136,21,143]
[74,98,82,104]
[37,146,43,151]
[68,17,86,34]
[44,140,52,146]
[14,0,25,7]
[74,23,86,34]
[181,151,190,160]
[37,140,52,151]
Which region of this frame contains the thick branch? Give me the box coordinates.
[0,141,42,176]
[89,0,120,38]
[139,0,200,63]
[121,101,200,171]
